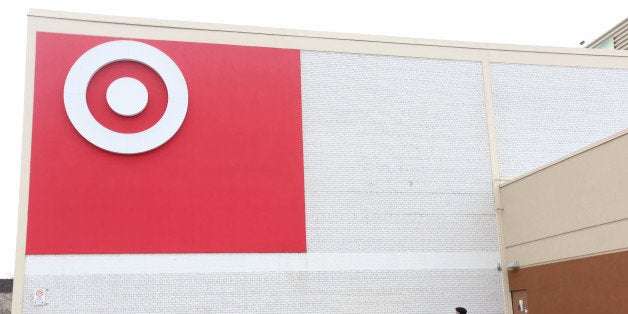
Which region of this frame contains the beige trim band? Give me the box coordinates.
[29,9,628,68]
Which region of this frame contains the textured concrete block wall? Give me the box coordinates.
[22,51,532,313]
[491,63,628,178]
[301,51,497,255]
[24,270,504,313]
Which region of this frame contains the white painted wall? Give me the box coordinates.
[491,63,628,178]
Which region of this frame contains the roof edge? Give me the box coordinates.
[28,9,628,58]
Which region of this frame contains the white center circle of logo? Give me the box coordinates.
[64,40,188,154]
[106,77,148,117]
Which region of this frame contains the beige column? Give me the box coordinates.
[482,60,513,314]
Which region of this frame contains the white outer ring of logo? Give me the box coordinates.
[64,40,188,154]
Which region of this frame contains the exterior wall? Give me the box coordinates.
[501,131,628,313]
[301,51,497,253]
[21,48,503,314]
[501,131,628,268]
[15,9,628,314]
[23,268,502,313]
[491,64,628,178]
[508,250,628,314]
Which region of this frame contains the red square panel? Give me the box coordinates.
[26,32,305,254]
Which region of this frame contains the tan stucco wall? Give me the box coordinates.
[500,130,628,268]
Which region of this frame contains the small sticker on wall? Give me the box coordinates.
[33,288,46,305]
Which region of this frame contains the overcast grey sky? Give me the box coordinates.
[0,0,626,278]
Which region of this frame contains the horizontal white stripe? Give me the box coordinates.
[25,252,500,275]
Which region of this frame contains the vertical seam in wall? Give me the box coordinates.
[482,59,512,314]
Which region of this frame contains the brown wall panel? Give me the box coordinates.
[508,250,628,313]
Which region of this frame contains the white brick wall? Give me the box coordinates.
[24,270,503,313]
[491,63,628,178]
[301,51,497,254]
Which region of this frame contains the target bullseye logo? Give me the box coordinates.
[64,40,188,154]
